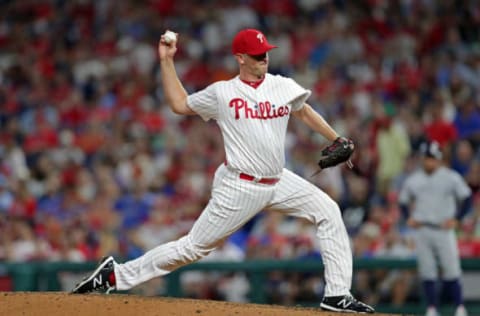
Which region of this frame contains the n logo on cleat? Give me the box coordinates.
[93,275,103,288]
[337,298,352,309]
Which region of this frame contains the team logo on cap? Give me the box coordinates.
[420,141,442,159]
[257,33,264,43]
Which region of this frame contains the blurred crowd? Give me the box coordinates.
[1,0,480,307]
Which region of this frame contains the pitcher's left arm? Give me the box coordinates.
[292,103,339,141]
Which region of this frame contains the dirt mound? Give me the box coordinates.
[0,292,399,316]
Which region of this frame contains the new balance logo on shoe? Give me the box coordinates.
[93,275,103,288]
[337,297,352,309]
[320,295,375,313]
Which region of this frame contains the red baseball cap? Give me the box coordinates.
[231,29,277,55]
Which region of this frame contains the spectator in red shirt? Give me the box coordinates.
[424,102,458,148]
[458,222,480,258]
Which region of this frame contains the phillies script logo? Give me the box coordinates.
[229,98,290,120]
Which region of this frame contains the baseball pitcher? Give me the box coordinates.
[72,28,374,314]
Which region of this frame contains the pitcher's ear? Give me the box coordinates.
[235,54,245,65]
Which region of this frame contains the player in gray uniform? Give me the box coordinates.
[399,141,472,316]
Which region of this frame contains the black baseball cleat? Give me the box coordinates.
[71,256,117,294]
[320,295,375,313]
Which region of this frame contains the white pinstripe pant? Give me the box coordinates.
[114,164,352,296]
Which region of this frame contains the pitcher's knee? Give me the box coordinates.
[323,198,342,221]
[309,197,343,227]
[181,235,215,262]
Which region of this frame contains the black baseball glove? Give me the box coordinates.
[318,137,355,170]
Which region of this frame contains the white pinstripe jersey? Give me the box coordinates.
[187,73,311,177]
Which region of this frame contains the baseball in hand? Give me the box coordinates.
[163,30,177,44]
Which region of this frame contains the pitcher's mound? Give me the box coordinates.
[0,292,399,316]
